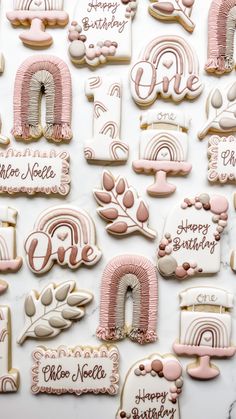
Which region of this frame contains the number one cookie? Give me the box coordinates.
[0,307,19,392]
[84,77,129,163]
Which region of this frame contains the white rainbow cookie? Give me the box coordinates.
[133,109,192,196]
[130,35,203,106]
[31,345,119,396]
[68,0,138,67]
[12,55,72,143]
[94,171,156,239]
[157,194,228,279]
[7,0,69,47]
[84,77,129,163]
[117,354,183,419]
[24,205,102,274]
[0,206,22,273]
[97,254,158,345]
[208,135,236,183]
[199,82,236,140]
[18,280,93,344]
[0,148,70,195]
[205,0,236,74]
[173,287,236,380]
[148,0,195,33]
[0,306,19,392]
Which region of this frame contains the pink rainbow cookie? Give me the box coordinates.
[12,55,72,143]
[205,0,236,74]
[31,345,119,396]
[96,254,158,345]
[7,0,69,47]
[149,0,195,33]
[157,194,228,279]
[68,0,138,67]
[173,287,236,380]
[117,354,183,419]
[0,206,22,273]
[24,205,102,274]
[130,35,203,106]
[0,306,19,393]
[133,109,192,196]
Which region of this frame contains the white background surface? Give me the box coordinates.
[1,1,236,418]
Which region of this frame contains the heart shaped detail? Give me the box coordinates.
[34,0,42,7]
[57,232,68,241]
[163,59,173,69]
[204,337,212,342]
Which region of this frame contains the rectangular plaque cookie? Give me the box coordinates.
[0,149,70,195]
[208,135,236,183]
[31,345,119,396]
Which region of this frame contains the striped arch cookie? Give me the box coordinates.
[12,55,72,143]
[24,205,102,274]
[84,76,129,164]
[7,0,69,47]
[96,254,158,345]
[130,35,203,106]
[205,0,236,75]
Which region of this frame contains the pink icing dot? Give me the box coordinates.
[101,46,110,56]
[190,261,197,268]
[165,246,172,255]
[220,213,228,220]
[210,196,228,215]
[163,360,182,381]
[162,238,169,246]
[158,250,166,257]
[181,202,188,209]
[109,46,117,55]
[171,393,178,400]
[170,385,178,393]
[187,268,195,276]
[145,364,152,373]
[175,266,186,278]
[86,49,96,60]
[195,202,202,210]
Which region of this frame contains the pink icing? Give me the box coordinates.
[210,195,229,215]
[163,359,182,381]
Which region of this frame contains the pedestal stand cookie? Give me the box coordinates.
[68,0,138,67]
[117,354,183,419]
[173,287,236,380]
[157,194,228,279]
[0,306,19,392]
[148,0,195,33]
[133,109,192,196]
[0,206,22,273]
[7,0,69,47]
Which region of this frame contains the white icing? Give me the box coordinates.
[180,287,234,308]
[140,109,191,130]
[139,129,188,161]
[0,228,15,260]
[14,0,63,10]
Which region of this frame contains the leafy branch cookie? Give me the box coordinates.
[148,0,195,33]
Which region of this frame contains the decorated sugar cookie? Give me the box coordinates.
[130,35,203,106]
[0,116,10,146]
[24,205,102,274]
[84,77,129,163]
[94,171,156,238]
[12,55,72,143]
[157,194,228,279]
[0,206,22,272]
[0,148,70,195]
[7,0,69,47]
[173,287,236,380]
[117,354,183,419]
[0,280,8,295]
[97,254,158,344]
[0,306,19,392]
[205,0,236,74]
[68,0,138,67]
[148,0,195,33]
[31,345,119,395]
[133,109,192,196]
[208,135,236,183]
[18,281,93,344]
[199,82,236,140]
[230,196,236,271]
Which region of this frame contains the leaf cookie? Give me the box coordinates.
[94,171,156,239]
[18,280,93,344]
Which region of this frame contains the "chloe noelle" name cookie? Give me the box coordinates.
[157,194,228,279]
[31,345,119,396]
[130,35,203,106]
[208,135,236,183]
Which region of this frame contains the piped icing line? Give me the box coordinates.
[205,0,236,74]
[149,0,195,33]
[208,135,236,183]
[96,254,158,344]
[12,55,72,142]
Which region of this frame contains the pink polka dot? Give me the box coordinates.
[210,196,228,215]
[163,360,182,381]
[145,363,152,373]
[175,266,187,278]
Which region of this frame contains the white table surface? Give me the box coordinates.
[1,0,236,418]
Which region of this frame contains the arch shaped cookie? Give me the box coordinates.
[12,55,72,142]
[7,0,69,48]
[149,0,195,33]
[205,0,236,74]
[0,206,22,272]
[24,205,102,274]
[117,354,183,419]
[96,254,158,344]
[130,35,203,106]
